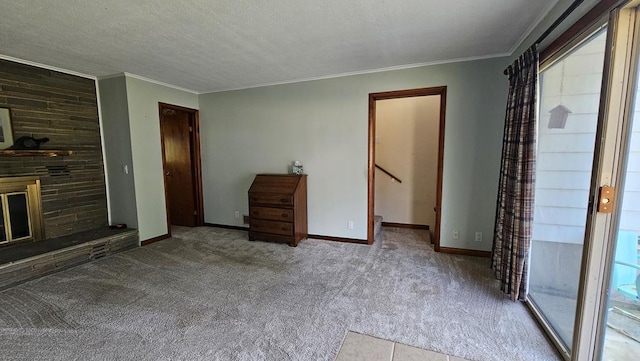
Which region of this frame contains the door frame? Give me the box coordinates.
[158,102,205,235]
[367,86,447,247]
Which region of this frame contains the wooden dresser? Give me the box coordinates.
[248,174,307,247]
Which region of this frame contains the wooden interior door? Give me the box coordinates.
[160,104,199,227]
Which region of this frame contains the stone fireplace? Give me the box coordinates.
[0,59,139,290]
[0,176,45,244]
[0,59,109,242]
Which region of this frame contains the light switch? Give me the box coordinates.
[123,165,129,174]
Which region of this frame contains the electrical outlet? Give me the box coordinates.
[243,215,250,224]
[452,230,459,239]
[475,232,483,242]
[348,221,354,230]
[234,211,240,219]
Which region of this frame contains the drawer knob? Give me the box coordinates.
[281,213,288,218]
[281,227,288,231]
[280,198,289,203]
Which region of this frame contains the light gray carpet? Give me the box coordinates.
[0,227,560,361]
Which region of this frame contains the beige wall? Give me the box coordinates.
[374,96,440,227]
[199,57,508,250]
[99,75,199,242]
[125,76,199,241]
[98,76,138,229]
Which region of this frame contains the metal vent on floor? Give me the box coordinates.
[46,165,70,177]
[89,242,108,260]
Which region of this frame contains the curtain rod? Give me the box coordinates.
[534,0,585,46]
[504,0,585,75]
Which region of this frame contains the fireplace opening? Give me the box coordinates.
[0,176,45,244]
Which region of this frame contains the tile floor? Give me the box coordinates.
[335,332,470,361]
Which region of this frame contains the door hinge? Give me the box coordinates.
[597,186,615,213]
[189,126,193,132]
[194,210,197,215]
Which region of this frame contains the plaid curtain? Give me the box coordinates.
[492,46,538,301]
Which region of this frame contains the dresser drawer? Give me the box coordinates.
[250,219,293,236]
[248,174,307,247]
[249,193,293,206]
[250,207,294,222]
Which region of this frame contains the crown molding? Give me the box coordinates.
[97,72,127,81]
[201,52,510,94]
[121,72,198,94]
[508,0,565,55]
[0,53,96,80]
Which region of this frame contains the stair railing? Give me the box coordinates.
[375,164,402,183]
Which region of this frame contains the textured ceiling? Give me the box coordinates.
[0,0,558,93]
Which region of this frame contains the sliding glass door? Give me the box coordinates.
[528,27,609,355]
[527,3,640,360]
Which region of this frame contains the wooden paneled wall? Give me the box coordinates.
[0,59,108,239]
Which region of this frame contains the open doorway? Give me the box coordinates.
[159,103,204,234]
[367,87,446,248]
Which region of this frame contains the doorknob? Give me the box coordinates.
[166,171,172,176]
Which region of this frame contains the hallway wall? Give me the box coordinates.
[198,57,508,250]
[374,96,440,227]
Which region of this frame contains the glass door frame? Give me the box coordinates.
[526,14,612,361]
[586,5,640,361]
[535,3,640,360]
[570,5,630,358]
[526,19,610,360]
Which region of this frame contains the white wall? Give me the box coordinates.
[124,76,199,241]
[198,58,508,250]
[374,96,440,227]
[98,76,138,229]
